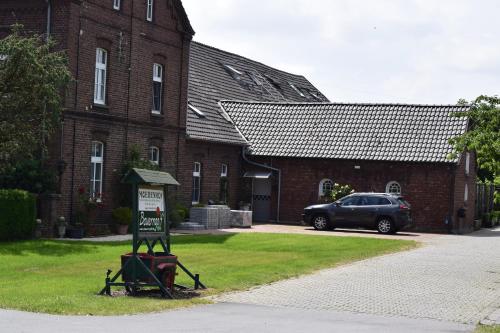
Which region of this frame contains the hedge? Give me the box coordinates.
[0,189,36,241]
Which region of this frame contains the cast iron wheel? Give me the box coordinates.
[312,214,329,231]
[377,217,395,234]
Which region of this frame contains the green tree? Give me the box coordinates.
[449,95,500,183]
[449,95,500,203]
[0,24,71,172]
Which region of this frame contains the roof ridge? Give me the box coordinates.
[219,100,471,108]
[192,41,307,79]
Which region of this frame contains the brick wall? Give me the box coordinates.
[177,140,243,210]
[1,0,193,231]
[246,156,469,232]
[451,151,477,233]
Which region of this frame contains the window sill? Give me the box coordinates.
[151,112,164,119]
[91,103,109,112]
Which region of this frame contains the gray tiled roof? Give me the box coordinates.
[220,101,469,163]
[187,42,329,145]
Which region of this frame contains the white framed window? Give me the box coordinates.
[465,152,470,175]
[90,141,104,199]
[192,162,201,204]
[113,0,121,10]
[221,164,228,177]
[152,63,163,114]
[464,183,469,202]
[149,146,160,165]
[146,0,154,21]
[318,179,333,197]
[386,181,402,195]
[94,48,107,105]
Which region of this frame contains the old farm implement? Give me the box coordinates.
[99,168,205,298]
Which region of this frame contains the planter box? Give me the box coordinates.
[189,206,231,229]
[67,227,84,239]
[230,210,252,228]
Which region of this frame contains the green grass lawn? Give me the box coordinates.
[0,233,416,315]
[476,325,500,333]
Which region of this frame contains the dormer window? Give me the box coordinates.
[113,0,120,10]
[188,102,206,118]
[147,0,154,21]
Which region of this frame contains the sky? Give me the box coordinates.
[182,0,500,104]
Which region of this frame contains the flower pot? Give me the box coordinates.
[68,227,85,239]
[117,224,128,235]
[58,226,66,238]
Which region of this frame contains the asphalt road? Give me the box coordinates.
[0,303,473,333]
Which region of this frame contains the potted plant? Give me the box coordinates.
[75,186,106,236]
[112,207,132,235]
[56,216,67,238]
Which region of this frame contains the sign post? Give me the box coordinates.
[100,168,205,298]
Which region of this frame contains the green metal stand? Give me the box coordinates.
[99,168,206,298]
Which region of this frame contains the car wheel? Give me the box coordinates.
[312,215,329,231]
[377,218,395,234]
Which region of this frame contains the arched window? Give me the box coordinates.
[386,181,401,195]
[90,141,104,198]
[149,146,160,165]
[318,179,333,197]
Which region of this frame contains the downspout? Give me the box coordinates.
[46,0,51,42]
[242,148,281,223]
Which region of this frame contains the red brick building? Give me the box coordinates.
[1,1,476,234]
[220,102,476,233]
[0,0,194,235]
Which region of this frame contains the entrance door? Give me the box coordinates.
[253,178,271,222]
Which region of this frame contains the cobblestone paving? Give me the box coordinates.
[217,228,500,324]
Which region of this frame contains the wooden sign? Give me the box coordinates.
[138,185,166,235]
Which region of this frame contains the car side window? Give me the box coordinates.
[361,196,377,205]
[377,197,392,205]
[341,197,359,206]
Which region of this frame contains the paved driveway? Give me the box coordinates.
[217,227,500,325]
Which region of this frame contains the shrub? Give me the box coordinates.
[168,203,189,228]
[112,207,132,226]
[0,189,36,241]
[324,183,355,202]
[0,159,56,194]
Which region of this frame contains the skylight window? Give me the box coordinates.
[248,72,262,86]
[289,83,306,98]
[188,102,206,118]
[224,64,242,76]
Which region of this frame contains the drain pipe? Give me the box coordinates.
[242,148,281,223]
[45,0,51,42]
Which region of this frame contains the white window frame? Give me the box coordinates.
[386,181,402,195]
[318,178,333,197]
[465,152,470,175]
[149,146,160,165]
[94,48,107,105]
[464,183,469,202]
[113,0,121,10]
[146,0,154,21]
[192,162,201,204]
[152,63,163,114]
[221,164,228,177]
[90,141,104,199]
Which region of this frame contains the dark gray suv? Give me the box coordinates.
[303,193,412,234]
